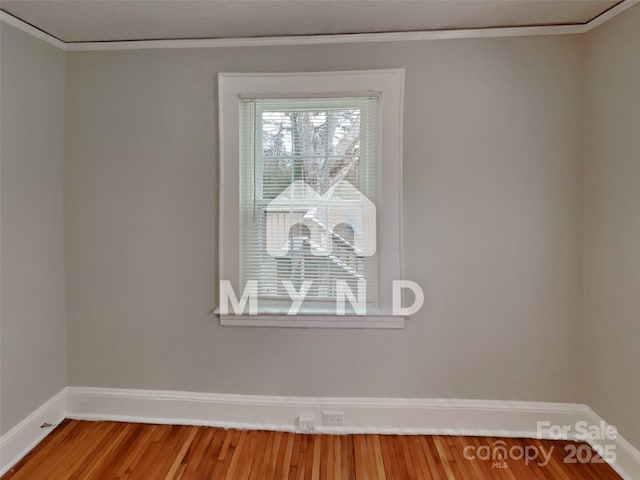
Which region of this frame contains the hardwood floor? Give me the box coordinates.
[3,419,622,479]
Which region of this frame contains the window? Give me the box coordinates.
[218,70,405,327]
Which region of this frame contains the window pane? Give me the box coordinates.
[262,158,292,201]
[242,97,379,306]
[262,111,292,156]
[261,108,362,195]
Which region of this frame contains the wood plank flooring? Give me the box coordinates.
[2,419,622,479]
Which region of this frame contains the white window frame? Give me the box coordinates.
[217,69,405,328]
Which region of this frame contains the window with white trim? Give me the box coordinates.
[218,70,405,327]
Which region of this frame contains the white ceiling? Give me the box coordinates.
[0,0,620,43]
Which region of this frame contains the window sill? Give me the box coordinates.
[216,312,405,329]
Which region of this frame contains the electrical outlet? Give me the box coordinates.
[297,414,315,431]
[322,411,344,427]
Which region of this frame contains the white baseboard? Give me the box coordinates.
[0,388,67,477]
[584,407,640,480]
[4,386,638,480]
[67,386,593,437]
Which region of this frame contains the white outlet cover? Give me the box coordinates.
[297,414,315,431]
[322,411,344,426]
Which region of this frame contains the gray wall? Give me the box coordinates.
[584,5,640,447]
[0,23,67,435]
[64,35,584,402]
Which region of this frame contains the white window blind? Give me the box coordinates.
[239,96,380,312]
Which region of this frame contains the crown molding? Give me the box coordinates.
[0,11,65,50]
[583,0,639,31]
[63,24,586,51]
[1,0,637,52]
